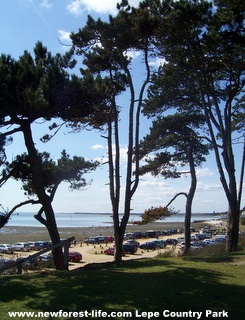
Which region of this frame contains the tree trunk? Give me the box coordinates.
[184,148,197,254]
[184,206,191,254]
[197,71,242,252]
[226,205,240,252]
[114,225,124,262]
[21,121,64,270]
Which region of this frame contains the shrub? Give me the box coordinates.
[193,243,226,257]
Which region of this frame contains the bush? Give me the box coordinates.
[157,247,176,258]
[237,234,245,250]
[241,217,245,226]
[193,243,226,257]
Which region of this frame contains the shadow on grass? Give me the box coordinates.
[0,257,244,320]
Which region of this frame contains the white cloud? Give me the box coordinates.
[197,182,222,192]
[196,167,214,177]
[40,0,52,9]
[91,144,104,150]
[124,50,141,60]
[58,30,71,44]
[149,57,167,68]
[140,179,169,188]
[67,0,141,16]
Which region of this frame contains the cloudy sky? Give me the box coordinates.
[0,0,243,215]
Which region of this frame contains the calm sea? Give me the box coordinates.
[4,211,223,228]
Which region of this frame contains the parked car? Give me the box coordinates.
[106,236,114,243]
[145,231,160,238]
[124,240,140,247]
[139,242,157,250]
[215,235,226,242]
[94,236,110,244]
[203,239,216,245]
[27,242,38,250]
[132,232,144,239]
[0,244,15,254]
[104,247,115,255]
[180,242,199,250]
[122,244,138,254]
[165,238,178,246]
[104,247,126,256]
[84,237,96,244]
[34,241,52,250]
[39,253,54,268]
[124,233,136,240]
[84,236,114,244]
[0,258,16,274]
[202,233,212,239]
[84,237,98,244]
[150,240,166,249]
[13,242,31,252]
[69,251,82,262]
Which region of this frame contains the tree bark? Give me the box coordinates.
[226,204,240,251]
[184,148,197,254]
[21,121,65,270]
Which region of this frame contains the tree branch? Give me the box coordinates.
[34,207,47,227]
[165,192,187,208]
[0,199,40,228]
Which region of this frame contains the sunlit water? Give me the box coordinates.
[4,211,224,228]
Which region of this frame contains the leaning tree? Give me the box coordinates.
[0,42,104,269]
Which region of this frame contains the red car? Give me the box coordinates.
[106,236,114,243]
[104,247,126,256]
[69,251,82,262]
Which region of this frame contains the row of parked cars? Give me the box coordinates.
[123,228,192,240]
[0,241,53,254]
[103,231,228,256]
[84,236,114,244]
[0,238,80,254]
[0,250,83,274]
[0,239,83,274]
[0,240,83,266]
[179,234,227,251]
[104,238,172,256]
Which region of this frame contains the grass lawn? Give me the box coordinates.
[0,249,244,320]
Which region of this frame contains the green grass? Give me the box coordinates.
[0,250,245,320]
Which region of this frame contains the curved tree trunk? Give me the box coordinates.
[21,121,64,270]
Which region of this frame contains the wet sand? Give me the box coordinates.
[0,221,205,244]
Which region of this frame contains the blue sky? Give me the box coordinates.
[0,0,244,215]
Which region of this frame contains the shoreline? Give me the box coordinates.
[0,220,210,244]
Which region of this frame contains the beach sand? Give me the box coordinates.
[0,221,196,244]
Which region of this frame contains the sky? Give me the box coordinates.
[0,0,244,215]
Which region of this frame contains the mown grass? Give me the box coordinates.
[0,248,244,320]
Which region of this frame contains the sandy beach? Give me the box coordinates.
[0,221,200,244]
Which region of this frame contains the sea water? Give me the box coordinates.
[4,211,223,228]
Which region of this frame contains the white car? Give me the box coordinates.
[203,239,216,245]
[14,242,31,252]
[0,244,15,254]
[27,242,38,250]
[180,242,199,250]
